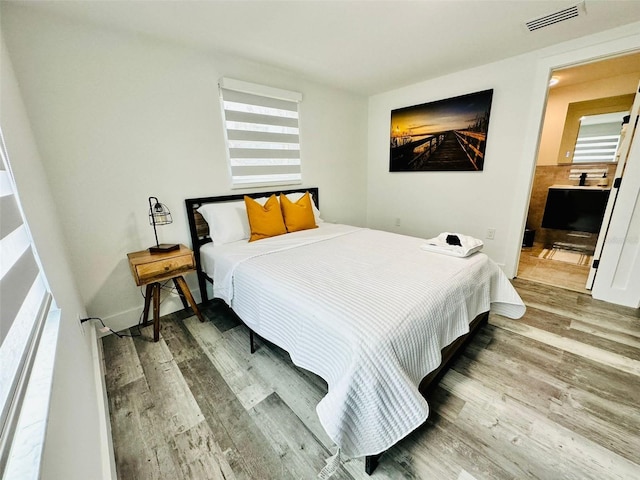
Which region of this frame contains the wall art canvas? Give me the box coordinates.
[389,89,493,172]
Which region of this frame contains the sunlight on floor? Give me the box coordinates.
[517,243,591,294]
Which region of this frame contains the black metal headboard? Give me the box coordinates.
[185,187,319,302]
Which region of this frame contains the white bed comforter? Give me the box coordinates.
[204,224,525,457]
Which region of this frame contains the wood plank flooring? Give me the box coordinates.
[103,279,640,479]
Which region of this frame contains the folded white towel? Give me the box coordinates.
[421,232,483,257]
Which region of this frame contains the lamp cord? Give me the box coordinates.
[80,317,140,338]
[80,280,175,339]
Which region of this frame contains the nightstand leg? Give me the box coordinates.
[142,284,153,326]
[172,277,189,309]
[174,276,206,323]
[152,282,161,342]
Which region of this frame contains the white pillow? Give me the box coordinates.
[284,192,323,224]
[197,195,317,244]
[198,197,270,244]
[197,201,250,245]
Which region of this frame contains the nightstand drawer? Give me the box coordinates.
[128,246,195,286]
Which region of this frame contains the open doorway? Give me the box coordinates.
[517,52,640,294]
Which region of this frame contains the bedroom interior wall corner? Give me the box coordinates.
[1,4,369,331]
[366,22,640,282]
[0,33,108,480]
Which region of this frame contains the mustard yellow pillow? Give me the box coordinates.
[280,191,318,233]
[245,195,287,242]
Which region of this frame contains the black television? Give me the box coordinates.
[541,188,610,234]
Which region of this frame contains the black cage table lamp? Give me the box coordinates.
[148,196,179,254]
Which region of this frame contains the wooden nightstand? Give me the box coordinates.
[127,244,205,342]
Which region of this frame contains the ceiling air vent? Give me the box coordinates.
[525,2,586,32]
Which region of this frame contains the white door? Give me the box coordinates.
[587,81,640,290]
[591,82,640,307]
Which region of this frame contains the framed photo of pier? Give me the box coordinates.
[389,89,493,172]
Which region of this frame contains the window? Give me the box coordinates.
[0,128,59,478]
[219,78,303,188]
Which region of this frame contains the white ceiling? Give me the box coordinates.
[7,0,640,95]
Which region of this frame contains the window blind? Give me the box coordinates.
[573,133,621,163]
[573,114,624,163]
[0,129,57,476]
[219,78,302,188]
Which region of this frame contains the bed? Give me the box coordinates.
[185,187,525,474]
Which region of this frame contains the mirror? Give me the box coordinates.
[557,93,634,164]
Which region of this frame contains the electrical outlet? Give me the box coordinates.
[395,217,401,227]
[486,228,496,240]
[78,314,85,335]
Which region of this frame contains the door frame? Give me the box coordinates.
[505,29,640,285]
[587,83,640,288]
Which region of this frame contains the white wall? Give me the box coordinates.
[1,5,368,331]
[368,54,535,268]
[1,35,108,480]
[368,22,640,278]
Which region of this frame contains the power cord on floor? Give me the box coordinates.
[86,280,179,338]
[80,317,141,338]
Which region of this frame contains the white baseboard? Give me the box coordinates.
[89,323,117,480]
[98,287,203,337]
